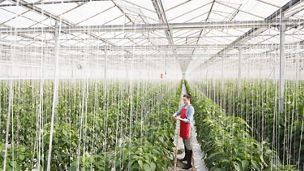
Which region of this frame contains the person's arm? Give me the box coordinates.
[172,105,183,117]
[179,106,194,123]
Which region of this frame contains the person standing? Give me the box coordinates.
[173,94,194,169]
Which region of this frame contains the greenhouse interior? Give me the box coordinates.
[0,0,304,170]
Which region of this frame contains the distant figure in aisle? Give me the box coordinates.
[173,94,194,169]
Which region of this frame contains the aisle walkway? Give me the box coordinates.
[172,83,207,171]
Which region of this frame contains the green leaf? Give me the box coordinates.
[63,129,68,136]
[143,164,151,171]
[207,151,223,160]
[251,160,260,171]
[150,162,156,171]
[233,161,241,171]
[19,154,25,161]
[214,168,226,171]
[138,160,143,168]
[241,160,249,170]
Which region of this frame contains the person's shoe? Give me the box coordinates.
[182,150,192,169]
[178,148,188,162]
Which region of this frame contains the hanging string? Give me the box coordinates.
[3,79,13,171]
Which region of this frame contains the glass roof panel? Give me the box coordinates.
[166,0,211,21]
[23,11,47,22]
[126,0,155,12]
[24,0,40,3]
[78,7,122,26]
[5,16,36,27]
[61,1,114,24]
[168,5,211,23]
[258,0,291,7]
[0,8,17,23]
[241,1,279,18]
[162,0,188,11]
[36,3,79,16]
[0,0,13,5]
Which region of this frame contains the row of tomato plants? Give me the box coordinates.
[191,79,304,170]
[0,80,135,170]
[185,80,296,170]
[0,80,181,170]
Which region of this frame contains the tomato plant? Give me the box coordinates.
[185,80,297,171]
[0,80,181,170]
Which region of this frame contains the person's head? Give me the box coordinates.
[183,94,191,105]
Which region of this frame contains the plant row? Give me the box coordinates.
[185,80,296,171]
[0,80,181,170]
[191,79,304,170]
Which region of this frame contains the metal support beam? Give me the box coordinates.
[0,0,112,7]
[221,55,224,94]
[151,0,183,72]
[2,51,304,60]
[2,19,303,34]
[47,20,61,171]
[2,42,304,52]
[151,0,174,46]
[9,0,73,25]
[112,0,161,54]
[195,0,302,69]
[237,48,242,96]
[7,0,132,54]
[192,0,215,56]
[151,0,176,59]
[279,12,286,113]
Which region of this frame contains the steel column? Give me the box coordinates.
[279,12,286,113]
[46,21,61,171]
[237,48,242,96]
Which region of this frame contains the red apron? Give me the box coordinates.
[180,107,190,139]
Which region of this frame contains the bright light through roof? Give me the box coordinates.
[0,0,302,80]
